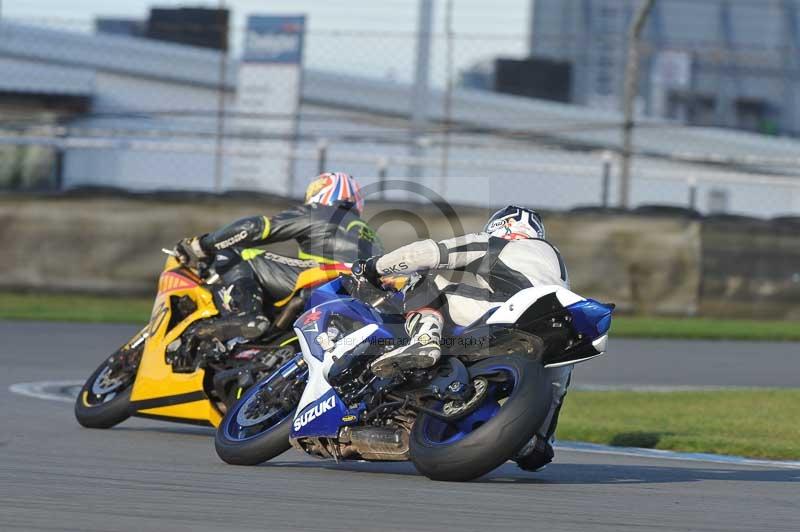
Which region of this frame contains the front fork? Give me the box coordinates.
[213,367,255,409]
[111,326,148,373]
[215,354,308,411]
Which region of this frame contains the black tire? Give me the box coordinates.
[409,355,551,482]
[74,359,134,429]
[214,358,306,465]
[214,408,295,466]
[214,357,308,465]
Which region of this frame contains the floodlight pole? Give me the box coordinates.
[440,0,455,193]
[409,0,433,179]
[213,1,228,193]
[619,0,655,209]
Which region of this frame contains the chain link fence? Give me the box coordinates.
[1,1,800,219]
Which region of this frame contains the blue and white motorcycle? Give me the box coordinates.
[214,275,613,481]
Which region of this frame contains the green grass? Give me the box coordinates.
[0,291,798,341]
[558,389,800,460]
[611,316,800,342]
[0,292,153,324]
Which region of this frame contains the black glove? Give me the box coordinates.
[351,257,382,288]
[174,236,208,268]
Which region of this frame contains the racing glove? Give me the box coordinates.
[351,257,382,288]
[174,236,208,268]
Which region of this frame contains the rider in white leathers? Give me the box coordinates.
[352,205,571,471]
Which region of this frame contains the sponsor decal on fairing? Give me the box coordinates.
[293,395,336,431]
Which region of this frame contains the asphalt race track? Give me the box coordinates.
[1,321,798,531]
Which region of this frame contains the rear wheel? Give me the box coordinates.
[74,347,141,429]
[409,355,550,481]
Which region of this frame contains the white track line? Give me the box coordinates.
[9,380,800,470]
[573,384,769,392]
[557,441,800,470]
[9,380,82,403]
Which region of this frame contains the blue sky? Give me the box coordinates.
[3,0,532,84]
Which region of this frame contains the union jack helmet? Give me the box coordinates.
[484,205,545,240]
[304,172,364,214]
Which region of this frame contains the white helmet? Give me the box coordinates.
[484,205,545,240]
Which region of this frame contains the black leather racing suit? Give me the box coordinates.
[199,203,381,267]
[186,203,382,349]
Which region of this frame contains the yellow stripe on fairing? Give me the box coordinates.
[138,400,218,424]
[261,216,271,240]
[297,249,337,264]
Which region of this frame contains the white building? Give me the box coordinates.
[1,20,799,217]
[530,0,800,135]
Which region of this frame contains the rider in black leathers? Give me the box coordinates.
[173,172,381,368]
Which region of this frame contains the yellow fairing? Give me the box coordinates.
[129,257,222,427]
[273,264,351,307]
[138,400,222,426]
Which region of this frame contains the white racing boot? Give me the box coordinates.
[370,309,443,378]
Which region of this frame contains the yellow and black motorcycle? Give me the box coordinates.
[75,252,349,429]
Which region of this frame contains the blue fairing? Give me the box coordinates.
[291,389,348,438]
[295,295,394,362]
[307,277,349,308]
[566,299,613,339]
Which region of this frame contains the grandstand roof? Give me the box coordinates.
[2,19,799,176]
[303,70,800,176]
[0,20,236,90]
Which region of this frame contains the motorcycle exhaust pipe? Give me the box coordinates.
[339,426,409,461]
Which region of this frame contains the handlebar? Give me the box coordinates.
[342,276,403,314]
[162,248,217,283]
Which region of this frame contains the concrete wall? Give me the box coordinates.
[1,194,797,319]
[700,216,800,319]
[546,212,702,316]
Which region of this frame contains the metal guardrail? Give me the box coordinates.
[2,134,799,188]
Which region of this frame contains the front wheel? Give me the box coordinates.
[409,355,550,481]
[215,356,307,465]
[74,347,141,429]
